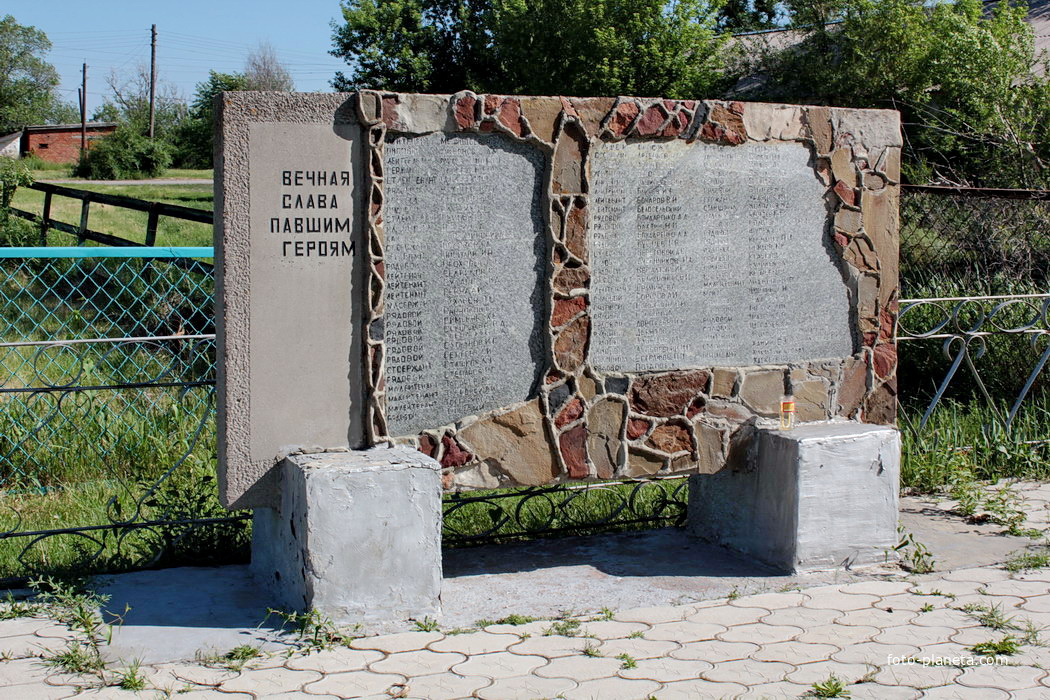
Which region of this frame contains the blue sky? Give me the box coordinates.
[14,1,350,117]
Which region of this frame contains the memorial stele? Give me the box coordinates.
[216,91,901,510]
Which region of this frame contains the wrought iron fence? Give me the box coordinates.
[443,476,689,546]
[898,185,1050,446]
[896,294,1050,435]
[0,247,248,584]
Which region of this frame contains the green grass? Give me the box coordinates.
[9,182,213,247]
[805,675,851,698]
[29,168,214,182]
[970,636,1022,656]
[443,478,685,545]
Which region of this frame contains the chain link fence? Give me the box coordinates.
[900,185,1050,297]
[0,248,248,584]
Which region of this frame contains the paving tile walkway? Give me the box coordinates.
[2,482,1050,698]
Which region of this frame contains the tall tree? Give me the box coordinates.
[0,15,63,133]
[244,42,295,91]
[718,0,784,32]
[173,70,250,168]
[744,0,1049,187]
[489,0,727,98]
[330,0,730,98]
[99,65,187,139]
[331,0,494,93]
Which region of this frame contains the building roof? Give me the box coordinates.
[731,1,1048,75]
[1023,0,1049,73]
[22,123,117,133]
[0,131,21,149]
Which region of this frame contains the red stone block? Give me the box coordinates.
[419,434,437,457]
[441,435,472,467]
[551,296,587,328]
[636,105,668,136]
[497,97,526,137]
[630,371,709,417]
[559,424,588,478]
[627,418,650,440]
[834,180,856,206]
[454,95,477,129]
[872,343,897,378]
[609,101,640,136]
[555,397,584,429]
[381,96,399,128]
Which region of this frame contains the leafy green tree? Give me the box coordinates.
[747,0,1049,187]
[489,0,728,97]
[0,15,64,133]
[173,71,250,168]
[718,0,783,32]
[331,0,495,93]
[330,0,730,98]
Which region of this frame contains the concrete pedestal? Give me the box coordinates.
[251,447,442,626]
[688,421,899,573]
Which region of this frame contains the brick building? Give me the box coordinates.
[18,123,117,164]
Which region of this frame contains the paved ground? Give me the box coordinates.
[2,482,1049,699]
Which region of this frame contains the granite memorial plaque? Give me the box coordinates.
[589,140,852,371]
[382,133,546,435]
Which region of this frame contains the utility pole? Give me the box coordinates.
[80,63,87,158]
[148,24,157,139]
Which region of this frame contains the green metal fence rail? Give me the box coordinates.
[8,182,213,248]
[0,247,248,585]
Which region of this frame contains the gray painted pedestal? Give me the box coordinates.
[251,447,443,626]
[688,421,900,572]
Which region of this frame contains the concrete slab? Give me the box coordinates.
[898,495,1031,571]
[96,566,289,664]
[94,498,1030,664]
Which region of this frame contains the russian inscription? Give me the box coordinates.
[589,140,852,371]
[242,121,362,472]
[383,133,546,435]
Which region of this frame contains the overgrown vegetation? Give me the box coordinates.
[264,608,361,652]
[73,125,173,180]
[895,527,935,573]
[738,0,1050,188]
[331,0,730,97]
[34,576,117,681]
[806,674,851,698]
[970,635,1022,656]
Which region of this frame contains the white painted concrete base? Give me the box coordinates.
[251,447,443,626]
[688,421,900,572]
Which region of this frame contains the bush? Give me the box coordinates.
[73,125,171,180]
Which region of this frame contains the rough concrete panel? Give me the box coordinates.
[830,108,903,154]
[688,421,899,572]
[251,447,442,626]
[216,92,366,510]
